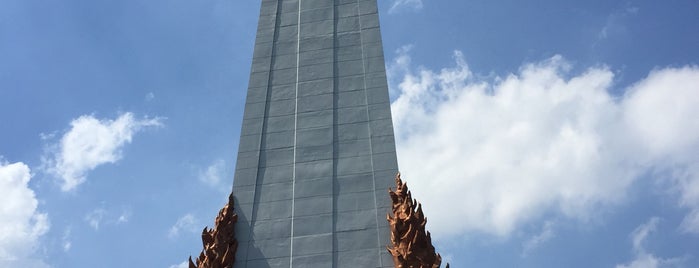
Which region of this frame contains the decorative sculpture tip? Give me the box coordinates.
[189,193,238,268]
[387,173,449,268]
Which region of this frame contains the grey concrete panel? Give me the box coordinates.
[358,1,378,15]
[360,13,379,29]
[298,94,333,113]
[368,103,392,120]
[270,68,297,86]
[293,195,333,216]
[241,118,264,135]
[336,191,376,212]
[300,20,334,38]
[373,170,399,190]
[277,25,299,42]
[279,0,299,13]
[336,3,358,18]
[255,29,275,43]
[252,218,292,240]
[269,84,295,101]
[254,200,293,222]
[337,75,364,92]
[292,233,333,256]
[293,214,333,236]
[236,151,260,169]
[336,32,361,48]
[337,106,369,124]
[366,86,389,104]
[301,0,333,9]
[371,135,397,154]
[257,182,293,203]
[299,36,334,52]
[361,27,382,44]
[370,118,395,137]
[294,177,332,198]
[336,138,371,158]
[291,253,333,268]
[337,155,372,176]
[362,42,385,58]
[337,90,367,108]
[373,152,399,171]
[248,71,270,88]
[247,257,290,268]
[295,159,333,180]
[297,110,333,129]
[253,42,273,58]
[364,71,388,89]
[273,40,298,56]
[336,172,374,194]
[336,45,363,62]
[295,144,334,163]
[299,48,333,66]
[233,184,256,205]
[243,101,266,120]
[279,12,297,27]
[260,148,294,167]
[266,115,295,133]
[298,78,333,96]
[335,229,379,252]
[297,127,333,147]
[337,249,380,268]
[272,54,297,70]
[247,238,291,260]
[337,16,360,33]
[245,87,267,103]
[238,134,261,152]
[250,57,272,75]
[336,209,377,231]
[234,167,257,187]
[298,63,334,82]
[363,56,386,74]
[267,99,296,116]
[262,130,294,149]
[257,165,293,185]
[300,7,333,23]
[337,59,365,77]
[337,122,370,141]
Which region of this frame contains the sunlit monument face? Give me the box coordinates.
[231,0,399,267]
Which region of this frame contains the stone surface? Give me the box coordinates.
[190,194,239,268]
[232,0,398,267]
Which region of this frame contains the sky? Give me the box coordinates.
[1,0,698,267]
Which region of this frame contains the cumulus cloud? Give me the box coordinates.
[389,0,423,14]
[168,214,199,239]
[616,218,683,268]
[198,159,226,187]
[84,208,107,230]
[43,112,163,191]
[0,160,50,266]
[169,261,189,268]
[389,47,699,238]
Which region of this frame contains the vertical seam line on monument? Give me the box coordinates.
[356,0,383,266]
[246,0,284,265]
[290,0,302,266]
[332,1,339,266]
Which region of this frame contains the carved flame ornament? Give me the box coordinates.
[387,173,449,268]
[189,193,238,268]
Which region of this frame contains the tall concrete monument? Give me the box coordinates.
[232,0,398,267]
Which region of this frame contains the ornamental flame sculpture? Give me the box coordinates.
[387,173,448,268]
[189,193,238,268]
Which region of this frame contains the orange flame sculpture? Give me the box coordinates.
[189,193,238,268]
[387,173,448,268]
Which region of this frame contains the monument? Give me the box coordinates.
[229,0,400,267]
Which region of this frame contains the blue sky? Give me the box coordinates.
[1,0,698,267]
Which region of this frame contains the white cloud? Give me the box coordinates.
[616,218,683,268]
[169,261,189,268]
[145,92,155,101]
[198,159,226,187]
[43,112,163,191]
[62,227,71,252]
[0,160,50,266]
[389,0,423,14]
[168,214,199,239]
[389,48,699,238]
[84,208,107,230]
[521,221,555,256]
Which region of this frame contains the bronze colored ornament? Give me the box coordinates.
[189,193,238,268]
[387,173,449,268]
